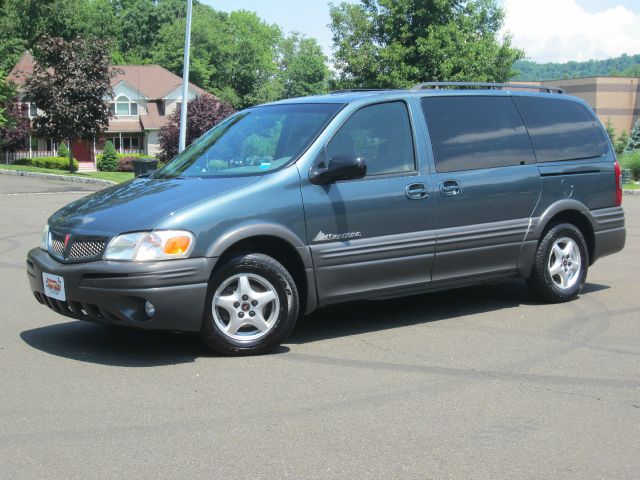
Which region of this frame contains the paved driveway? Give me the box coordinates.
[1,175,639,479]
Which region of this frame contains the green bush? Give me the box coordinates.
[116,152,155,160]
[14,156,79,170]
[619,151,640,181]
[97,141,118,172]
[57,142,70,158]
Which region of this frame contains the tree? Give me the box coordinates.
[0,81,31,151]
[111,0,187,64]
[158,94,235,162]
[98,140,118,171]
[279,33,330,99]
[25,35,115,172]
[616,130,629,155]
[330,0,524,88]
[626,120,640,152]
[605,119,616,144]
[153,7,282,108]
[57,141,69,158]
[0,76,11,126]
[0,0,118,73]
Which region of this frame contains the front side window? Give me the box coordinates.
[422,96,535,173]
[326,101,415,176]
[156,103,343,178]
[513,97,608,162]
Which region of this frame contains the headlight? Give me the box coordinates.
[104,230,195,261]
[40,224,49,250]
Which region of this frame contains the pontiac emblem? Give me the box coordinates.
[64,233,71,249]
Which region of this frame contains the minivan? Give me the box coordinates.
[27,82,626,355]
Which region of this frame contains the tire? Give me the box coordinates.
[527,222,589,303]
[200,253,299,356]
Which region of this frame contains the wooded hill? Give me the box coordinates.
[512,54,640,81]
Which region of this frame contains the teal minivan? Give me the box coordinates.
[27,83,626,355]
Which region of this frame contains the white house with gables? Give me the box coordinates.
[6,51,208,170]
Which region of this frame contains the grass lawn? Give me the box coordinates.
[0,164,134,183]
[623,183,639,190]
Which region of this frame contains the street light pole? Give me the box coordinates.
[178,0,193,153]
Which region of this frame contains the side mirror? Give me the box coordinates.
[310,155,367,185]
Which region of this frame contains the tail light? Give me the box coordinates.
[614,159,623,206]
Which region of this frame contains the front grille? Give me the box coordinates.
[68,239,106,259]
[48,231,107,262]
[49,233,65,257]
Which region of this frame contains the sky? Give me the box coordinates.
[204,0,640,64]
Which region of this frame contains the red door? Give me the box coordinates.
[71,140,92,163]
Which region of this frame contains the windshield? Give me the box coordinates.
[155,103,343,178]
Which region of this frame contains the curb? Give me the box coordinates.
[0,168,116,186]
[623,189,640,195]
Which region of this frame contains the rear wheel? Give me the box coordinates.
[200,253,298,355]
[527,223,588,303]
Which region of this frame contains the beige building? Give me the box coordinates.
[521,77,640,135]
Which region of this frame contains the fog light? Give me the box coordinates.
[144,301,156,318]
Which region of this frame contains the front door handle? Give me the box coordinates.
[405,183,429,200]
[440,180,461,196]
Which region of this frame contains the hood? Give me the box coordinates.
[48,176,259,235]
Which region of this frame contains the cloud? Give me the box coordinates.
[501,0,640,63]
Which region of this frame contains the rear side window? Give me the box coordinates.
[513,97,609,162]
[421,96,535,173]
[326,101,415,176]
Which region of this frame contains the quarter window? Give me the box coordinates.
[513,97,608,162]
[326,102,415,176]
[421,96,535,173]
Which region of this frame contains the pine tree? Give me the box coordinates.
[626,120,640,152]
[605,119,616,144]
[617,131,629,155]
[57,142,69,158]
[98,140,118,171]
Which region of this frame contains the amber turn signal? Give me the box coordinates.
[163,236,192,255]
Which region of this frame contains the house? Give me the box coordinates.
[5,51,208,169]
[515,76,640,135]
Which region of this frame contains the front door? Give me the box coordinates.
[300,101,435,305]
[420,95,541,282]
[71,140,92,163]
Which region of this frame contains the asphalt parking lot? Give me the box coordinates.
[1,174,639,479]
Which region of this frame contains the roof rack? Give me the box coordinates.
[330,88,400,94]
[413,82,564,94]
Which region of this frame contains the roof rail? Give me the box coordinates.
[329,88,399,94]
[412,82,564,94]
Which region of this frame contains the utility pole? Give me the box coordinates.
[178,0,193,153]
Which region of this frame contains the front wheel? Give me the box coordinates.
[527,223,588,303]
[200,253,299,355]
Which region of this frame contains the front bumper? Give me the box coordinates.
[26,248,217,331]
